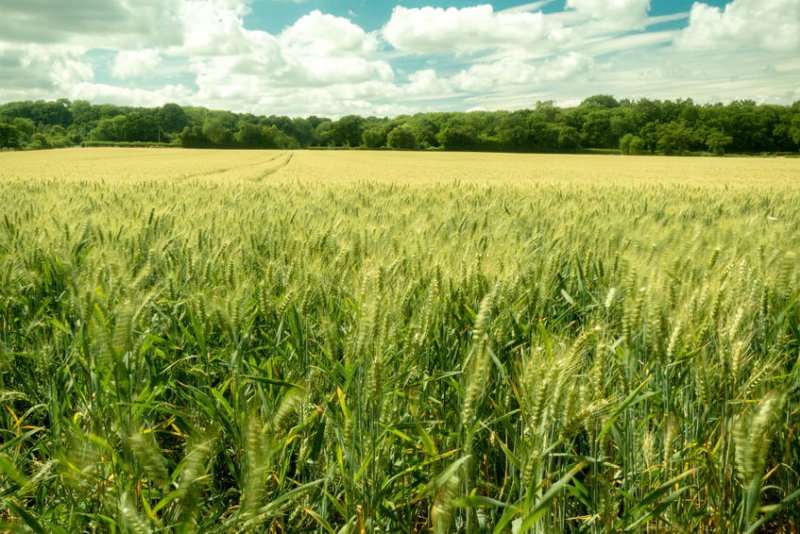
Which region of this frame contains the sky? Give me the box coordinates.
[1,0,799,117]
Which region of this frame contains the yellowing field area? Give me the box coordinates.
[0,148,799,532]
[2,147,800,186]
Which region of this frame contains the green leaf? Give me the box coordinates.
[453,495,509,509]
[520,462,587,531]
[4,500,47,534]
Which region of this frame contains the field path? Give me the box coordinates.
[250,152,293,181]
[178,150,289,181]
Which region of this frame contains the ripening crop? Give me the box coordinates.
[0,148,798,532]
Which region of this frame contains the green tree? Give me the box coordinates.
[46,124,71,147]
[235,122,267,148]
[37,100,73,127]
[629,136,646,155]
[439,125,478,151]
[557,125,581,150]
[611,108,637,139]
[0,123,22,149]
[315,120,336,146]
[334,115,364,147]
[290,117,316,147]
[581,109,616,148]
[533,100,560,122]
[202,118,231,146]
[406,116,439,148]
[387,125,417,150]
[121,112,159,142]
[178,125,209,148]
[362,127,386,149]
[789,105,800,147]
[235,123,298,149]
[30,132,50,149]
[66,125,83,145]
[656,121,696,155]
[70,100,98,127]
[3,95,799,155]
[632,99,665,128]
[497,112,530,151]
[90,116,126,142]
[639,121,660,154]
[530,122,560,151]
[620,133,634,155]
[581,94,620,109]
[157,103,188,134]
[705,128,733,155]
[11,117,35,142]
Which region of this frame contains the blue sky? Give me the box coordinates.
[1,0,798,117]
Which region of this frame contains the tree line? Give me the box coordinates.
[1,95,799,155]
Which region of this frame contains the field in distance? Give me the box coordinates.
[0,148,798,532]
[2,146,800,186]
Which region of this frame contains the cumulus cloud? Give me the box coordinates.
[383,4,568,54]
[566,0,651,30]
[177,0,257,55]
[452,59,539,92]
[182,6,392,102]
[279,10,378,55]
[403,69,454,97]
[170,5,404,115]
[0,0,797,116]
[0,0,128,43]
[0,43,93,96]
[542,52,593,82]
[0,0,184,49]
[112,49,161,78]
[66,82,194,107]
[276,11,390,85]
[67,82,191,107]
[676,0,800,53]
[451,52,591,93]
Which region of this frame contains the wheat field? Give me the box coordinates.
[0,148,798,532]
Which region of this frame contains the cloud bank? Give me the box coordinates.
[0,0,798,117]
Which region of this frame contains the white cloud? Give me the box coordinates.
[450,52,591,93]
[0,0,798,116]
[581,30,677,56]
[112,49,161,78]
[180,9,398,115]
[279,10,377,55]
[501,1,556,14]
[177,0,255,55]
[181,6,393,105]
[0,0,185,49]
[566,0,651,29]
[542,52,593,82]
[0,43,94,96]
[676,0,800,53]
[403,69,455,97]
[66,82,194,107]
[297,57,392,85]
[275,11,390,85]
[452,59,538,92]
[383,5,568,54]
